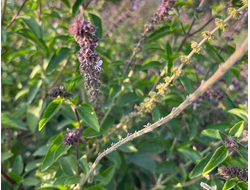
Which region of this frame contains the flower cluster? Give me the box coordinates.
[225,136,238,152]
[48,85,72,98]
[180,55,193,65]
[215,18,228,31]
[103,0,141,39]
[191,41,202,54]
[63,129,83,146]
[69,17,103,113]
[242,0,248,6]
[218,166,248,182]
[144,0,176,32]
[202,31,216,41]
[192,88,226,110]
[228,7,240,19]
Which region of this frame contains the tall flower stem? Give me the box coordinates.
[82,37,248,185]
[1,0,7,25]
[1,170,24,190]
[5,0,28,30]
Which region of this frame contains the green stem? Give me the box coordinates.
[1,0,7,26]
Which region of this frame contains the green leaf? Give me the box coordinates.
[165,43,173,75]
[180,164,187,183]
[137,141,165,154]
[228,108,248,122]
[14,88,29,101]
[140,61,162,71]
[25,159,43,172]
[8,172,23,184]
[13,155,24,175]
[222,177,236,190]
[17,29,49,57]
[60,155,77,176]
[118,142,137,153]
[21,16,42,38]
[109,84,122,102]
[28,80,42,103]
[53,176,69,186]
[1,113,27,130]
[155,161,177,174]
[22,177,40,186]
[46,48,71,74]
[229,121,244,138]
[64,76,82,91]
[237,182,248,190]
[201,129,221,139]
[1,152,14,162]
[179,76,193,94]
[224,70,234,87]
[186,118,197,140]
[203,145,229,174]
[89,14,103,38]
[83,128,104,138]
[203,42,224,63]
[106,151,121,169]
[27,100,44,133]
[39,98,64,131]
[85,185,106,190]
[64,176,81,186]
[100,166,116,186]
[41,133,64,171]
[142,44,164,51]
[54,143,71,161]
[129,155,156,171]
[237,143,248,162]
[1,26,7,42]
[79,156,89,174]
[77,103,100,132]
[177,147,202,163]
[206,123,230,131]
[61,0,70,8]
[189,152,213,179]
[148,26,174,43]
[72,0,84,16]
[116,92,139,106]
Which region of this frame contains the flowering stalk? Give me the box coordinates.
[118,3,248,131]
[82,37,248,185]
[218,166,248,182]
[48,85,83,175]
[69,17,104,115]
[123,0,176,78]
[103,0,141,40]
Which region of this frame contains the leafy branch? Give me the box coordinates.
[82,37,248,185]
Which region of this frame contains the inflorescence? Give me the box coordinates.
[63,128,83,146]
[218,166,248,182]
[192,88,226,110]
[48,85,72,98]
[69,17,104,114]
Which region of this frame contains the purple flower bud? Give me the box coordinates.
[63,129,83,146]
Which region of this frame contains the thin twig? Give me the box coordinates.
[1,170,24,190]
[82,37,248,185]
[1,0,7,25]
[100,4,248,144]
[38,0,42,22]
[76,144,80,175]
[5,0,28,30]
[189,17,214,36]
[174,175,203,188]
[49,60,68,89]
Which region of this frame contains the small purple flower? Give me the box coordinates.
[95,60,103,71]
[63,129,83,146]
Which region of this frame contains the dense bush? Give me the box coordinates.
[1,0,248,190]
